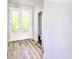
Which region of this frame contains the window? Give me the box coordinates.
[9,7,33,32]
[22,9,31,32]
[12,10,19,32]
[9,6,33,40]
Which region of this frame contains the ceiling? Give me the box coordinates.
[8,0,43,7]
[45,0,71,3]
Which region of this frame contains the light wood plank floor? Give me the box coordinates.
[8,39,43,59]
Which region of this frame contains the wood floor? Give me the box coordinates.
[8,39,43,59]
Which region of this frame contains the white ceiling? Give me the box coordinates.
[45,0,71,3]
[8,0,43,7]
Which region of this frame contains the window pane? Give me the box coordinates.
[12,10,19,32]
[22,9,32,32]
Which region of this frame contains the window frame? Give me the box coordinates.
[8,3,35,39]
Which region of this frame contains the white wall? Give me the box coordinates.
[43,1,72,59]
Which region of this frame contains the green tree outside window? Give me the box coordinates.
[12,11,19,32]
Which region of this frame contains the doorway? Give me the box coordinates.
[38,12,42,45]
